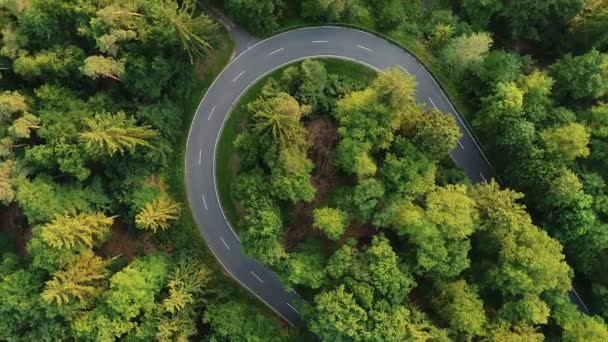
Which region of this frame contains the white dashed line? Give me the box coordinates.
[398,64,409,74]
[312,40,328,43]
[287,303,299,313]
[251,271,264,283]
[198,149,202,165]
[233,71,245,83]
[357,45,373,52]
[207,106,216,121]
[480,172,487,183]
[428,97,437,110]
[457,140,464,149]
[268,48,284,56]
[220,236,230,250]
[202,194,208,210]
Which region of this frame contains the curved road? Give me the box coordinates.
[185,26,586,328]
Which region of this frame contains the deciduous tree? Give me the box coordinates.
[313,207,348,240]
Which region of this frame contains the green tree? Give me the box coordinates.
[279,241,327,289]
[313,207,348,240]
[442,32,493,77]
[371,67,417,115]
[569,0,608,51]
[13,45,84,79]
[307,285,368,340]
[352,178,385,224]
[434,280,487,337]
[484,320,543,341]
[391,185,477,278]
[203,300,286,341]
[74,255,169,341]
[15,176,110,224]
[540,122,590,162]
[381,139,436,200]
[402,108,462,160]
[499,295,550,325]
[241,206,287,266]
[549,49,608,101]
[162,0,219,63]
[470,182,572,296]
[503,0,584,43]
[79,111,158,156]
[249,92,310,146]
[225,0,282,34]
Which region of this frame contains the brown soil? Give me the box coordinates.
[99,221,155,260]
[284,115,375,251]
[0,203,30,257]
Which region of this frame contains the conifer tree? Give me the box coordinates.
[41,251,110,306]
[40,212,114,250]
[79,112,158,156]
[135,194,180,233]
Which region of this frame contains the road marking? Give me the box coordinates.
[202,194,208,210]
[207,106,216,121]
[232,71,245,83]
[287,303,299,313]
[480,172,487,183]
[268,48,284,56]
[457,139,464,149]
[398,64,409,74]
[428,97,437,110]
[220,236,230,250]
[198,149,202,165]
[251,271,264,283]
[312,40,328,43]
[357,45,373,52]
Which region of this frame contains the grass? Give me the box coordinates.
[215,58,377,233]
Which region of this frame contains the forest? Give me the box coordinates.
[1,0,608,341]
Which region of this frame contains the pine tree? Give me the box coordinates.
[249,92,310,146]
[135,194,180,233]
[162,262,210,314]
[163,0,219,64]
[40,212,114,250]
[41,250,110,306]
[79,111,158,156]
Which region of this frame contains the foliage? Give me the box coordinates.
[313,207,348,240]
[135,194,180,233]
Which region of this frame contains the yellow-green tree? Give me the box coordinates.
[135,194,180,233]
[162,262,210,314]
[80,55,125,81]
[40,212,114,250]
[313,207,348,240]
[541,122,590,162]
[79,111,158,156]
[41,250,110,306]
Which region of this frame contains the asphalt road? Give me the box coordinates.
[185,25,587,328]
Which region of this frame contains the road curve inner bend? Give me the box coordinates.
[185,26,495,328]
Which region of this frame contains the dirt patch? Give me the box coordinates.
[99,221,155,260]
[340,223,377,247]
[284,115,375,251]
[0,204,30,257]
